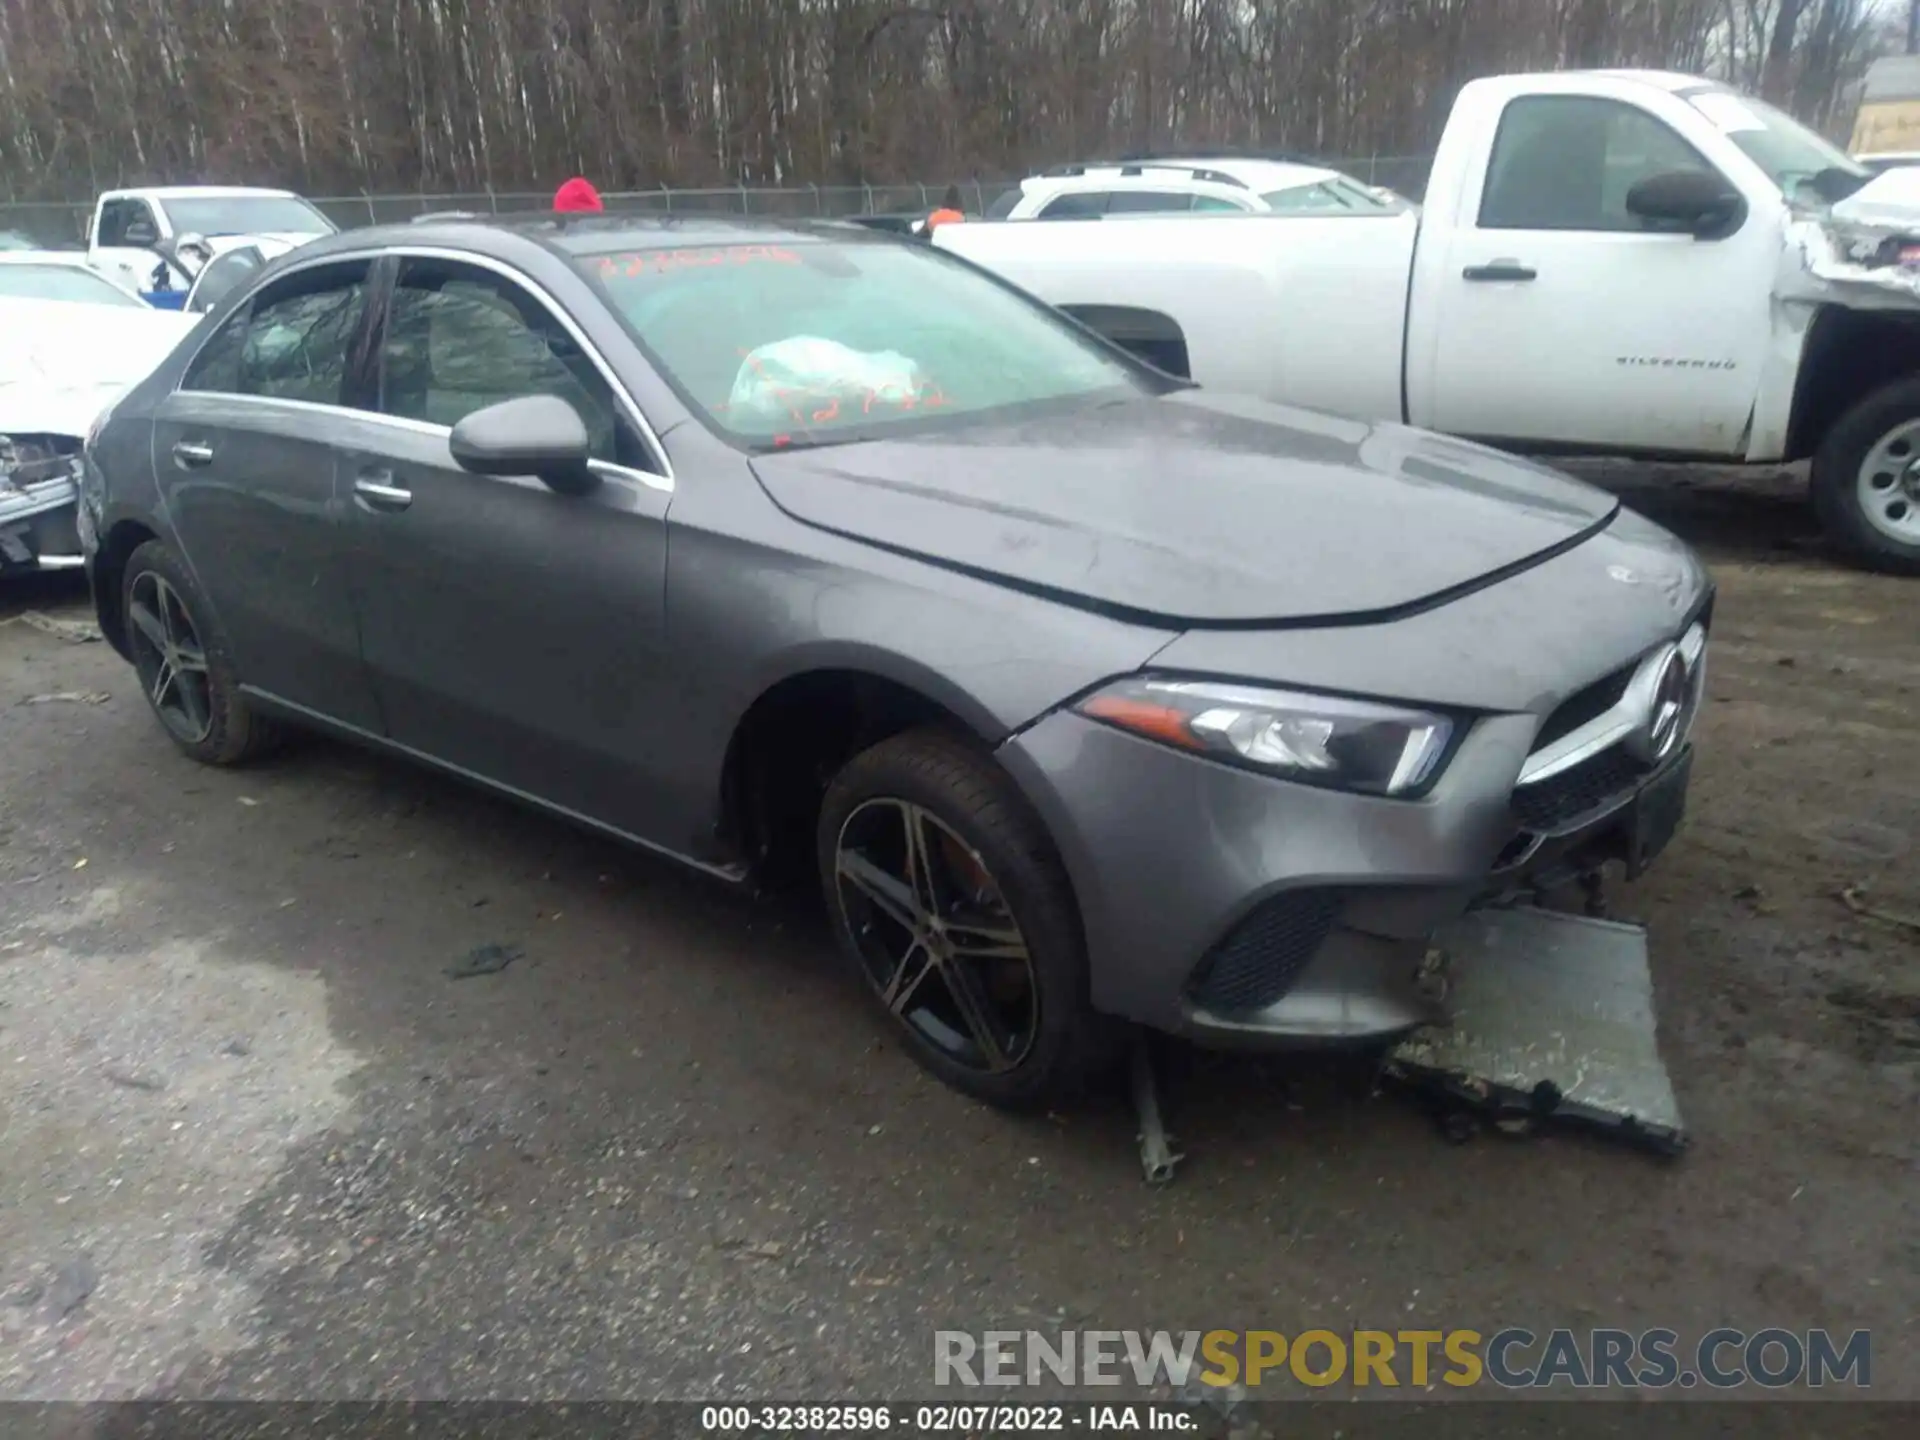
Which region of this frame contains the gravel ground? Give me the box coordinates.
[0,464,1915,1413]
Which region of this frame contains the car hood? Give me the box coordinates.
[748,391,1621,626]
[0,297,200,437]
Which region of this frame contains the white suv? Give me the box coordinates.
[987,157,1411,220]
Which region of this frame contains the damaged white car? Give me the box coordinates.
[1,258,200,573]
[939,70,1920,574]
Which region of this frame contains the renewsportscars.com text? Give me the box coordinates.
[934,1327,1872,1390]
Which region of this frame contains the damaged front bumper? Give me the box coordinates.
[0,434,83,573]
[1386,905,1687,1152]
[1786,171,1920,306]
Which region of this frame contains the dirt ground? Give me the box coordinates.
[0,463,1915,1415]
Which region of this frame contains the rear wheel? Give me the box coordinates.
[817,728,1120,1109]
[121,540,283,765]
[1811,378,1920,576]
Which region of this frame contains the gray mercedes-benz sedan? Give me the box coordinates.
[77,214,1710,1109]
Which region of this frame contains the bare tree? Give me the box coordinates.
[0,0,1880,205]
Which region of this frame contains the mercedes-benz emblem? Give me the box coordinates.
[1642,649,1689,762]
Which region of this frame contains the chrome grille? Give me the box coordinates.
[1511,621,1707,834]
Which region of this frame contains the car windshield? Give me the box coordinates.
[579,238,1153,448]
[162,196,334,238]
[0,263,143,307]
[1685,89,1868,203]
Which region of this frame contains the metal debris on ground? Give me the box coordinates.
[1131,1035,1183,1185]
[1383,905,1687,1156]
[4,611,102,643]
[1839,883,1920,937]
[445,941,524,979]
[18,690,109,706]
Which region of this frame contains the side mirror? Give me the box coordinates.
[449,394,599,496]
[1624,169,1745,238]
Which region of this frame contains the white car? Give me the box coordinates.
[987,157,1410,220]
[1,256,199,573]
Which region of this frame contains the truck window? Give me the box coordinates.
[1479,96,1721,232]
[97,198,158,247]
[1191,195,1245,212]
[1037,192,1108,218]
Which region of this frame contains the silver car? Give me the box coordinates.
[77,215,1710,1108]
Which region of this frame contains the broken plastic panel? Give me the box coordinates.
[1385,905,1687,1155]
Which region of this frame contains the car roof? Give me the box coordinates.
[1550,69,1715,92]
[287,211,886,264]
[107,186,306,200]
[1023,158,1339,194]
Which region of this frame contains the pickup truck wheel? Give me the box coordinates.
[817,728,1123,1111]
[1812,380,1920,576]
[121,539,284,765]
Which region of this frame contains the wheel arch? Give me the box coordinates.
[90,517,161,660]
[716,653,1015,888]
[1785,304,1920,463]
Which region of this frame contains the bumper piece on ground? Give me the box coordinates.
[1384,904,1686,1155]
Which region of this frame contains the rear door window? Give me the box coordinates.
[236,261,375,407]
[1036,191,1109,218]
[1106,191,1202,213]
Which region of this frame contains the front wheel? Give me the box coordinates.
[1810,378,1920,576]
[817,728,1122,1110]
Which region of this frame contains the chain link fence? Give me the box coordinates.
[0,158,1433,248]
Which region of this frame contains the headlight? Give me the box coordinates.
[1074,677,1455,797]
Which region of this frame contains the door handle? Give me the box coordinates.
[353,474,413,512]
[171,440,215,467]
[1462,261,1537,282]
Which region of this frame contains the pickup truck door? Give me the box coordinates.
[91,197,183,295]
[1408,92,1775,458]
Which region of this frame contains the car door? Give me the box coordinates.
[1412,93,1774,457]
[150,257,386,731]
[340,252,678,841]
[185,247,266,315]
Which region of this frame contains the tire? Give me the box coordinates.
[817,727,1123,1110]
[1810,377,1920,577]
[120,539,284,765]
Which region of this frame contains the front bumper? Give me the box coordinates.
[0,440,82,572]
[998,707,1695,1048]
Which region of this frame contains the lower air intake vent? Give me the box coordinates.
[1188,889,1342,1015]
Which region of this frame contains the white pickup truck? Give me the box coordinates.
[86,186,336,299]
[936,69,1920,574]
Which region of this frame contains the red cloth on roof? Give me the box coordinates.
[553,177,604,212]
